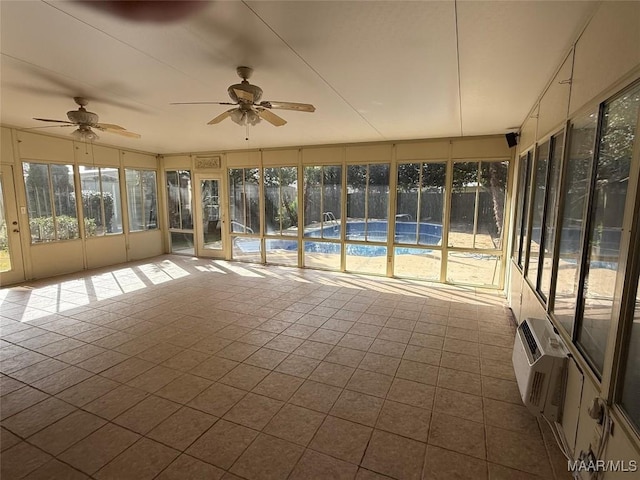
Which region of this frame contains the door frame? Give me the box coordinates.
[0,164,26,286]
[194,173,229,259]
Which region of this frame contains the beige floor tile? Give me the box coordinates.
[23,458,89,480]
[243,348,288,370]
[428,412,486,459]
[0,374,25,396]
[359,353,401,376]
[265,334,306,353]
[188,383,246,417]
[362,429,426,480]
[282,323,318,339]
[481,376,522,404]
[446,326,480,342]
[293,340,334,360]
[9,358,68,384]
[147,406,217,451]
[339,333,375,351]
[100,357,155,383]
[376,400,431,442]
[59,423,140,475]
[189,355,239,381]
[94,437,179,480]
[377,327,412,343]
[423,445,488,480]
[387,378,435,410]
[402,345,441,365]
[325,346,367,367]
[238,330,278,346]
[289,449,358,480]
[409,332,445,350]
[444,338,480,356]
[155,454,224,480]
[264,403,325,445]
[322,318,356,332]
[28,410,107,455]
[31,366,93,395]
[309,415,372,464]
[84,384,148,420]
[433,387,484,422]
[356,467,394,479]
[155,373,213,404]
[76,350,130,374]
[480,343,513,362]
[56,375,120,407]
[414,322,447,337]
[437,367,482,395]
[485,425,552,477]
[275,354,321,378]
[479,332,514,348]
[126,365,183,393]
[0,386,49,420]
[230,433,304,480]
[0,442,52,480]
[480,357,516,381]
[290,379,342,413]
[331,389,384,426]
[1,426,21,452]
[347,369,394,398]
[219,363,270,391]
[440,351,481,374]
[309,361,355,387]
[113,395,181,434]
[349,323,382,338]
[216,341,260,362]
[396,359,438,385]
[483,398,540,436]
[252,371,304,401]
[308,328,346,345]
[186,419,258,469]
[222,392,283,429]
[487,463,547,479]
[135,342,184,363]
[55,344,106,365]
[161,349,210,372]
[2,396,76,437]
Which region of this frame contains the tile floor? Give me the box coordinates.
[0,255,570,479]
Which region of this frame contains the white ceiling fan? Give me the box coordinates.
[172,66,316,127]
[32,97,141,141]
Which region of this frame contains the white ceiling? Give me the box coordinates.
[0,1,599,154]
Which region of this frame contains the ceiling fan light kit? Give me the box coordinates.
[172,66,316,128]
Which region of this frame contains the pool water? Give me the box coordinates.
[235,220,442,257]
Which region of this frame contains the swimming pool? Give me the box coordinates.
[234,220,442,257]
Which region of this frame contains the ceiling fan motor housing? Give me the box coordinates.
[67,107,99,125]
[228,81,263,103]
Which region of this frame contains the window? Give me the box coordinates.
[513,152,532,269]
[552,112,598,334]
[264,166,299,266]
[345,163,390,275]
[303,165,342,270]
[229,168,261,262]
[449,160,508,250]
[79,166,122,236]
[577,83,639,374]
[527,141,550,285]
[539,133,565,301]
[394,162,445,281]
[23,163,78,243]
[166,170,193,230]
[620,263,640,433]
[125,169,157,232]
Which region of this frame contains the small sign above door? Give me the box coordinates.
[195,156,221,170]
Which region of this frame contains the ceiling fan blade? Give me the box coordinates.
[25,125,76,130]
[233,88,254,103]
[256,108,287,127]
[33,117,76,125]
[95,125,141,138]
[95,122,126,130]
[207,108,236,125]
[260,101,315,113]
[170,101,237,105]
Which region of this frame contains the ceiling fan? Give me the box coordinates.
[33,97,141,141]
[172,66,315,127]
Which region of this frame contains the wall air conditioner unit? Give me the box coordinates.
[512,318,567,422]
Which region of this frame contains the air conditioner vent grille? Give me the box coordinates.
[521,321,541,362]
[529,371,545,406]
